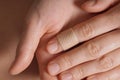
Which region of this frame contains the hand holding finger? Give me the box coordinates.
[47,3,120,54]
[47,29,120,76]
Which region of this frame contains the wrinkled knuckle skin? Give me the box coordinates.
[62,55,73,68]
[80,23,95,39]
[74,67,85,80]
[99,57,113,71]
[86,42,101,58]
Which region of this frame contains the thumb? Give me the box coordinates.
[9,8,46,75]
[81,0,119,13]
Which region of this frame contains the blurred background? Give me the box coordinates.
[0,0,39,80]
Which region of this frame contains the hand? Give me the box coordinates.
[47,0,120,80]
[9,0,93,79]
[9,0,78,75]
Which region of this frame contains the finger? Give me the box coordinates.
[81,0,119,13]
[47,29,120,76]
[60,48,120,80]
[9,8,46,75]
[47,3,120,54]
[87,66,120,80]
[36,37,58,80]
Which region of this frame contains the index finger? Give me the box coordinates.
[47,6,120,54]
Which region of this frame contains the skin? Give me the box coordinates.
[9,0,120,80]
[9,0,92,80]
[9,0,79,75]
[47,0,120,80]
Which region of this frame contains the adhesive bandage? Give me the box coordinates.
[57,28,79,50]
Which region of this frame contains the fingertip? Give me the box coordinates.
[81,5,100,13]
[9,52,34,75]
[81,0,108,13]
[47,38,62,54]
[81,0,98,13]
[81,0,118,13]
[81,0,96,7]
[9,67,19,75]
[47,62,60,76]
[47,38,58,54]
[9,63,18,75]
[9,58,20,75]
[9,61,23,75]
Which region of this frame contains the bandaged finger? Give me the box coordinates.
[57,28,79,50]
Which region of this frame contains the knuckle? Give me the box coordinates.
[62,55,73,68]
[80,23,95,39]
[75,67,85,79]
[86,42,101,58]
[99,56,113,71]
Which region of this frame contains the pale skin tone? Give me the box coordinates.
[9,0,120,80]
[10,0,91,80]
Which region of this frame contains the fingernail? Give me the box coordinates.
[48,62,60,75]
[82,0,96,6]
[87,76,97,80]
[61,73,73,80]
[47,38,58,54]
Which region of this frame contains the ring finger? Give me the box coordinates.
[60,47,120,80]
